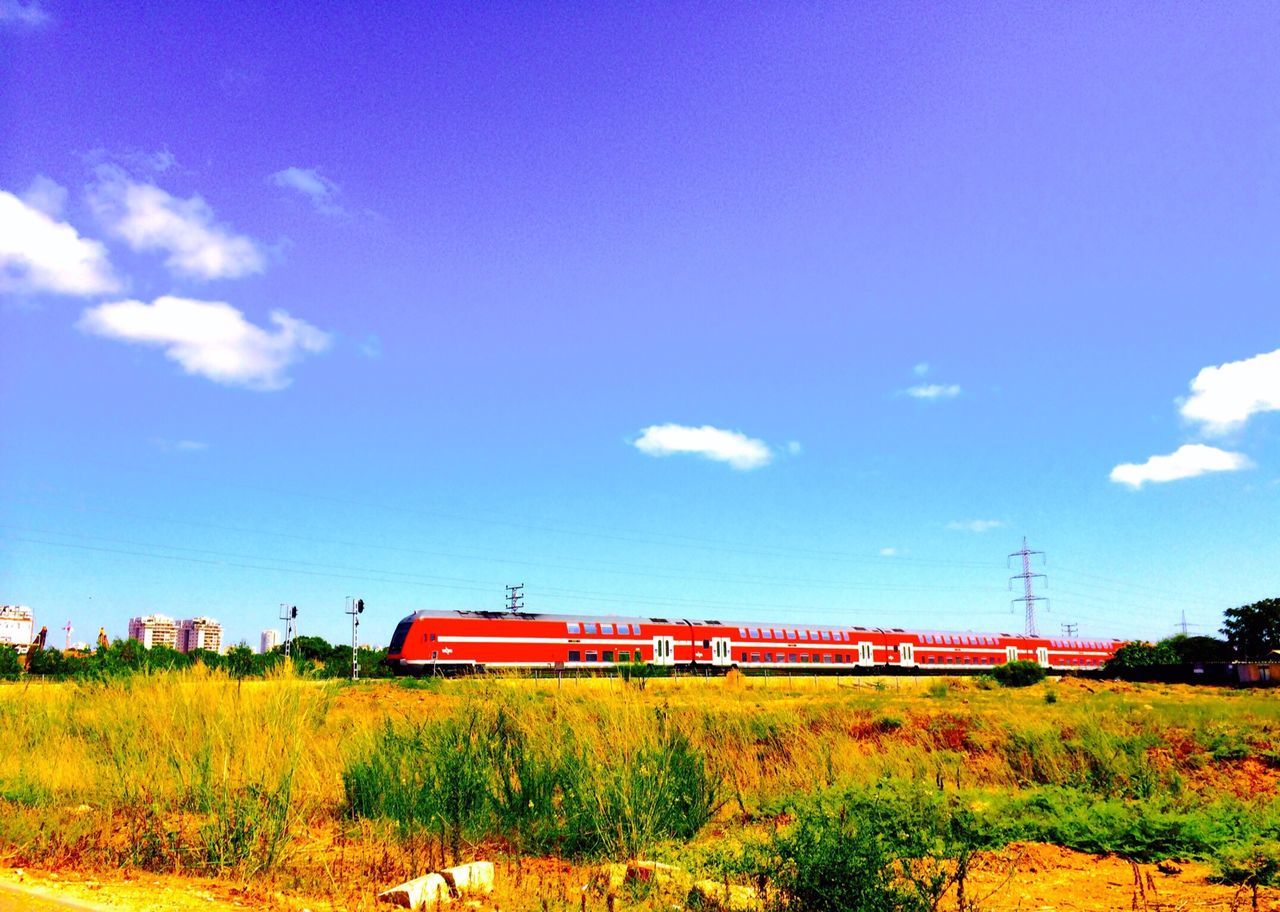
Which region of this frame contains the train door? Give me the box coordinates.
[651,636,675,666]
[857,641,875,667]
[710,637,732,666]
[1005,645,1019,663]
[1036,646,1049,667]
[898,643,915,667]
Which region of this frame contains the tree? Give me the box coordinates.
[0,647,20,680]
[1104,640,1179,671]
[1164,634,1233,664]
[1221,598,1280,659]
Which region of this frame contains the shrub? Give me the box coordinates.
[343,697,718,859]
[992,660,1046,687]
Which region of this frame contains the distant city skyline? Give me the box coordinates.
[3,3,1278,648]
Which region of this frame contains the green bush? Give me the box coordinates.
[758,785,994,912]
[992,660,1046,687]
[343,700,718,859]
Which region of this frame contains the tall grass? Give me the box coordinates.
[0,665,333,875]
[344,690,719,858]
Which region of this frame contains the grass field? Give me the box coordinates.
[2,669,1278,911]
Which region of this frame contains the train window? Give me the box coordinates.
[603,650,614,662]
[798,630,808,640]
[569,650,581,662]
[567,623,581,635]
[750,653,760,662]
[741,652,748,662]
[835,654,843,663]
[810,630,820,640]
[821,654,831,663]
[602,624,614,635]
[800,654,810,662]
[430,633,438,642]
[633,625,642,636]
[820,630,832,641]
[621,624,632,635]
[738,627,748,638]
[586,651,598,662]
[432,651,438,659]
[750,628,760,638]
[926,656,935,663]
[584,623,597,634]
[764,652,772,662]
[618,651,630,662]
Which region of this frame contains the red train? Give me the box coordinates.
[386,609,1120,674]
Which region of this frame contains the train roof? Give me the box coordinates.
[398,609,1118,643]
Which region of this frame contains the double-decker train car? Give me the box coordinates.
[386,609,1120,675]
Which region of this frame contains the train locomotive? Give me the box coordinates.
[386,609,1119,675]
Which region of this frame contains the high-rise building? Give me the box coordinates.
[260,629,281,654]
[0,605,34,653]
[128,614,178,649]
[177,617,222,654]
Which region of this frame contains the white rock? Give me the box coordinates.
[441,861,495,895]
[379,872,452,908]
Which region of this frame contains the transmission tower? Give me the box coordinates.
[1008,537,1048,636]
[1061,622,1078,638]
[505,583,524,614]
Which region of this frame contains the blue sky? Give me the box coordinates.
[2,2,1278,648]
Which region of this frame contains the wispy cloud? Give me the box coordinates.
[78,296,330,391]
[1110,443,1251,489]
[152,438,209,453]
[22,175,68,217]
[87,164,265,280]
[1179,348,1280,436]
[271,167,345,216]
[0,0,50,28]
[0,189,119,296]
[947,519,1004,533]
[906,383,961,400]
[879,547,899,557]
[633,424,774,470]
[913,362,930,377]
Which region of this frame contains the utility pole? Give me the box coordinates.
[279,603,297,657]
[1061,622,1078,638]
[345,597,364,681]
[1008,537,1048,637]
[505,583,524,614]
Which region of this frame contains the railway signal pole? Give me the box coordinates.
[279,603,297,657]
[505,583,524,614]
[1008,537,1048,637]
[345,597,364,681]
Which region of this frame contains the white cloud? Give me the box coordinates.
[77,296,330,391]
[879,547,899,557]
[906,383,961,400]
[1179,348,1280,436]
[947,519,1004,533]
[0,0,50,27]
[88,165,265,280]
[152,438,208,453]
[786,440,803,455]
[271,167,345,216]
[913,362,930,377]
[0,189,119,295]
[1109,443,1252,489]
[633,424,773,470]
[22,175,68,217]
